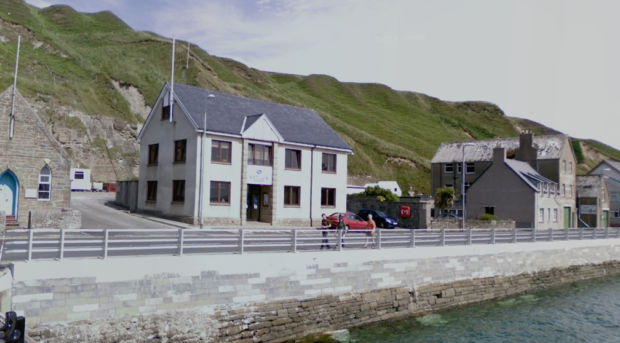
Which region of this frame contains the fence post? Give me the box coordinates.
[565,227,569,240]
[337,229,342,251]
[491,228,496,244]
[548,228,553,242]
[377,229,382,250]
[410,229,416,248]
[177,229,184,256]
[292,230,297,253]
[103,229,109,259]
[512,229,517,243]
[579,227,584,240]
[467,229,472,245]
[440,229,446,246]
[239,229,245,255]
[531,229,536,242]
[27,229,33,261]
[605,227,610,239]
[59,229,65,260]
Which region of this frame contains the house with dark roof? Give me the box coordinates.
[136,83,352,226]
[431,132,577,228]
[588,160,620,227]
[466,147,561,229]
[576,175,610,228]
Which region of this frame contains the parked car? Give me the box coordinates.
[358,209,399,228]
[326,212,368,231]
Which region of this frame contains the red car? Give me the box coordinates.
[326,212,368,231]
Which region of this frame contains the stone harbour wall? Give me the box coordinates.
[430,218,516,230]
[10,238,620,342]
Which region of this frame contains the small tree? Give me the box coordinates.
[434,187,456,217]
[354,185,399,202]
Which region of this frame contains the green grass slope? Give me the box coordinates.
[0,0,618,192]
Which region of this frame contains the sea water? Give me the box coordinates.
[341,275,620,343]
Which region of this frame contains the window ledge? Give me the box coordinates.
[210,202,231,206]
[285,168,301,171]
[322,171,337,174]
[173,161,186,164]
[284,205,301,208]
[171,201,185,204]
[321,205,336,208]
[211,161,232,165]
[145,200,157,203]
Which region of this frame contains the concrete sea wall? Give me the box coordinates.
[10,239,620,342]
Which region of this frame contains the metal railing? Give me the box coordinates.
[1,227,619,262]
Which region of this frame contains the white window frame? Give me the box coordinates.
[562,160,566,173]
[553,209,558,222]
[539,208,544,223]
[569,161,573,174]
[444,164,454,173]
[38,166,52,201]
[547,208,551,222]
[466,163,475,174]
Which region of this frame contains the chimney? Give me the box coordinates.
[493,147,506,163]
[516,130,538,169]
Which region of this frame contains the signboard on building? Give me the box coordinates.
[580,205,597,215]
[247,165,272,185]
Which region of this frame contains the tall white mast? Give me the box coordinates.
[169,36,176,123]
[9,35,21,139]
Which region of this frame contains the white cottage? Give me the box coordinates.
[137,83,352,226]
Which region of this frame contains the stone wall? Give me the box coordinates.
[347,196,434,228]
[114,180,138,212]
[430,218,516,230]
[28,208,81,230]
[8,238,620,343]
[0,211,5,233]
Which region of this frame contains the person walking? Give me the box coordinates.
[364,214,377,248]
[335,213,347,249]
[320,213,332,250]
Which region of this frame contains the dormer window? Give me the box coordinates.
[162,105,171,121]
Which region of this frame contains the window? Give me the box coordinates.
[172,180,185,203]
[484,206,494,215]
[569,162,573,174]
[210,181,230,203]
[211,140,231,163]
[553,209,558,222]
[543,183,548,193]
[569,185,573,198]
[148,144,159,165]
[174,140,187,163]
[285,149,302,170]
[146,181,157,201]
[612,193,620,202]
[248,144,272,166]
[562,160,566,173]
[284,186,300,206]
[444,164,454,173]
[321,188,336,207]
[162,105,170,121]
[539,208,544,223]
[322,153,336,173]
[550,184,555,195]
[547,208,551,222]
[445,184,453,189]
[466,163,475,174]
[562,184,566,197]
[614,211,620,218]
[38,166,52,200]
[74,171,84,180]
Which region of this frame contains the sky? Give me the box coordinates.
[25,0,620,150]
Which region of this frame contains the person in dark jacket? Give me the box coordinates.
[320,213,332,250]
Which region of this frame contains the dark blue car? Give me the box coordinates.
[358,209,399,229]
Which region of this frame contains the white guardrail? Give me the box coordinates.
[0,227,619,262]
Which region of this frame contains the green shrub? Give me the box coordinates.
[352,185,399,202]
[478,213,499,221]
[571,139,584,164]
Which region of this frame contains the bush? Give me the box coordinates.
[478,213,499,221]
[353,185,399,202]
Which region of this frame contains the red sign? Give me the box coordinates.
[400,206,411,218]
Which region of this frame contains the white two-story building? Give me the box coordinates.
[137,83,352,227]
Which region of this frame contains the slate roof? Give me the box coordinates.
[431,135,567,164]
[169,83,351,150]
[577,175,605,198]
[603,160,620,173]
[504,159,555,192]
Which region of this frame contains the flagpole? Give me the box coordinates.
[9,35,21,139]
[169,36,176,123]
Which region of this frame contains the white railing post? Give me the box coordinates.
[337,229,342,251]
[579,227,584,240]
[491,228,496,244]
[377,229,382,250]
[59,229,65,260]
[592,227,597,240]
[103,229,109,259]
[512,229,517,243]
[617,227,620,238]
[467,229,473,245]
[565,227,569,240]
[239,229,245,254]
[177,229,184,256]
[292,230,297,253]
[410,229,416,248]
[531,229,536,242]
[27,229,33,261]
[548,228,553,242]
[440,229,446,246]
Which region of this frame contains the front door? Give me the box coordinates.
[602,210,609,228]
[0,170,18,217]
[564,207,571,228]
[246,185,261,221]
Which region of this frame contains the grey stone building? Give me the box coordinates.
[588,160,620,227]
[431,132,577,228]
[576,175,610,228]
[0,87,71,228]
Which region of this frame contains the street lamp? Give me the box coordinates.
[198,94,215,229]
[462,143,475,231]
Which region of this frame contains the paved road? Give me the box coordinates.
[70,192,186,229]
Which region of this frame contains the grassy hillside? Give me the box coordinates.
[0,0,618,192]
